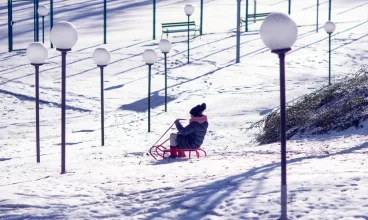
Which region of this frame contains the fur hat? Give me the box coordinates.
[190,103,206,117]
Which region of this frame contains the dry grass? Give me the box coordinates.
[246,65,368,145]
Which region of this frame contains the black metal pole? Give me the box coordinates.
[328,0,331,20]
[35,0,39,42]
[153,0,156,40]
[245,0,249,32]
[33,64,42,163]
[254,0,256,23]
[104,0,107,44]
[148,64,152,132]
[288,0,291,15]
[33,1,35,41]
[99,65,106,145]
[272,48,291,220]
[200,0,203,35]
[42,16,44,43]
[8,0,13,52]
[236,0,241,63]
[329,33,331,85]
[50,0,53,48]
[187,15,190,64]
[61,51,66,174]
[316,0,319,33]
[57,48,71,174]
[164,52,168,112]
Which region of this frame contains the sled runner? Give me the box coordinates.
[149,121,207,160]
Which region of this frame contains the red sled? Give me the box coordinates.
[149,121,207,160]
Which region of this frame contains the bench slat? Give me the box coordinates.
[163,24,196,28]
[161,21,198,37]
[163,29,197,33]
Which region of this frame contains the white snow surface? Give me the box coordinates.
[0,0,368,219]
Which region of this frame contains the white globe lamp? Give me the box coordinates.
[159,39,172,53]
[184,4,194,16]
[50,21,78,50]
[26,42,48,64]
[260,12,298,51]
[324,21,336,34]
[38,5,49,17]
[93,48,111,66]
[143,49,158,65]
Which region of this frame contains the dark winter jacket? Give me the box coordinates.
[175,115,208,149]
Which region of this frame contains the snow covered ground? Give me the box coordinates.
[0,0,367,219]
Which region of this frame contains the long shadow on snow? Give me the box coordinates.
[0,158,12,162]
[120,91,176,112]
[0,176,50,187]
[0,89,91,113]
[143,141,368,219]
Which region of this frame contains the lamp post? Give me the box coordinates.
[142,49,158,132]
[324,21,336,86]
[184,4,194,64]
[260,12,298,220]
[159,39,172,112]
[50,21,78,174]
[93,48,111,146]
[26,42,48,163]
[37,5,49,44]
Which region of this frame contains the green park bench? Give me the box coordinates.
[161,21,199,38]
[241,12,271,32]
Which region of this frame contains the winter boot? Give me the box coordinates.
[177,150,186,158]
[169,146,177,158]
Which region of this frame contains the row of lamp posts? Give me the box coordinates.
[143,3,194,132]
[25,21,174,171]
[142,39,173,132]
[26,21,111,174]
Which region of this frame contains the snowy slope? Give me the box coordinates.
[0,0,367,219]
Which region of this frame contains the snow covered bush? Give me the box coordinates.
[248,64,368,145]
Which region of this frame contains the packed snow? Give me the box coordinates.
[0,0,367,219]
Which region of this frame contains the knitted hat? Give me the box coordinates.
[190,103,206,117]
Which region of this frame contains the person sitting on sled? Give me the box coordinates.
[169,103,208,158]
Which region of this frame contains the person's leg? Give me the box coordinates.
[169,133,177,158]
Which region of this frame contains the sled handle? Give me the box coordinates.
[151,119,187,147]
